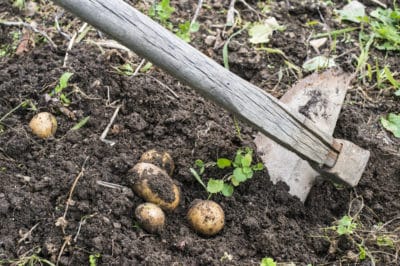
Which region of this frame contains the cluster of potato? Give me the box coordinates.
[128,149,225,236]
[28,113,225,237]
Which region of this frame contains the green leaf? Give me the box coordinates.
[195,159,205,174]
[248,18,284,44]
[190,22,200,33]
[260,257,276,266]
[207,179,224,194]
[157,0,175,22]
[89,253,101,266]
[252,162,264,171]
[176,21,191,42]
[54,72,73,94]
[71,116,90,130]
[241,152,252,167]
[60,94,71,105]
[395,90,400,96]
[357,244,366,260]
[195,159,204,168]
[233,149,244,167]
[303,55,336,72]
[381,113,400,138]
[217,158,232,169]
[140,62,153,73]
[231,176,240,186]
[383,66,400,89]
[233,167,247,182]
[221,183,234,197]
[337,215,357,235]
[335,1,366,23]
[242,167,253,179]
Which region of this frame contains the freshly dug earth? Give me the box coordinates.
[1,0,399,265]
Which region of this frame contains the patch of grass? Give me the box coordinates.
[317,196,400,264]
[0,247,55,266]
[190,148,264,198]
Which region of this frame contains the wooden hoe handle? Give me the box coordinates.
[52,0,341,169]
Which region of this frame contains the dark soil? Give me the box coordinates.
[1,0,399,265]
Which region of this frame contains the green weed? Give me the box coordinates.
[317,196,400,264]
[260,257,276,266]
[50,72,74,105]
[190,148,264,198]
[175,21,200,43]
[149,0,199,43]
[89,253,101,266]
[0,247,55,266]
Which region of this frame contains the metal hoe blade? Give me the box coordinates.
[254,69,363,202]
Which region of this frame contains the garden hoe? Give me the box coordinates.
[52,0,370,202]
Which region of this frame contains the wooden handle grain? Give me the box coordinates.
[52,0,339,167]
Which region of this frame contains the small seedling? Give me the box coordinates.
[260,257,276,266]
[149,0,175,29]
[89,253,101,266]
[190,148,264,198]
[50,72,74,105]
[336,215,357,236]
[175,21,200,43]
[148,0,199,43]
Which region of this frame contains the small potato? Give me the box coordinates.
[29,112,57,138]
[187,200,225,236]
[128,162,180,211]
[135,202,165,233]
[139,149,174,176]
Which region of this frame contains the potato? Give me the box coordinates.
[139,149,174,176]
[135,202,165,233]
[187,200,225,236]
[29,112,57,138]
[128,162,180,211]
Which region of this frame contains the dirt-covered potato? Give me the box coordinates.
[135,202,165,233]
[187,200,225,236]
[139,149,174,176]
[128,162,180,211]
[29,112,57,138]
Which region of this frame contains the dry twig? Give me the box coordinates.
[63,22,88,67]
[55,157,89,233]
[100,105,121,146]
[191,0,203,28]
